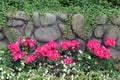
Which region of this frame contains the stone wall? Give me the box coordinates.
[0,11,120,56]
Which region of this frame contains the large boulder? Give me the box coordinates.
[25,23,34,38]
[57,13,68,21]
[34,25,61,42]
[40,13,56,26]
[94,26,104,38]
[4,28,22,42]
[72,14,84,37]
[109,48,120,57]
[111,15,120,26]
[14,11,28,21]
[58,22,66,33]
[8,20,24,27]
[103,26,119,41]
[96,14,108,25]
[33,12,41,27]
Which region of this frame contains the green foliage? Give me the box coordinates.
[0,0,120,37]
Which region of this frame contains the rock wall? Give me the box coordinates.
[0,11,120,56]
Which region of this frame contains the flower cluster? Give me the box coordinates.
[60,40,80,51]
[87,38,116,60]
[63,57,73,66]
[8,38,36,64]
[104,38,116,47]
[34,41,61,61]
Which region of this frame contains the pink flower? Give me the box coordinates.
[47,40,58,49]
[8,43,20,53]
[48,50,61,61]
[63,57,73,66]
[57,68,61,71]
[26,38,36,48]
[87,39,100,50]
[60,40,80,51]
[104,38,116,47]
[18,38,24,44]
[25,55,36,64]
[12,51,26,61]
[94,48,105,59]
[71,40,80,50]
[60,41,69,50]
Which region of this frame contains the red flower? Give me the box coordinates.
[47,40,58,50]
[12,51,26,61]
[25,55,36,64]
[26,38,36,48]
[104,38,116,47]
[63,57,73,66]
[8,43,20,53]
[60,40,80,51]
[87,39,100,50]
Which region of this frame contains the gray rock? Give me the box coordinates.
[7,12,13,18]
[0,41,7,48]
[72,14,84,37]
[103,26,119,41]
[0,32,4,40]
[40,13,56,26]
[109,48,120,57]
[117,37,120,46]
[8,20,24,27]
[77,39,86,52]
[94,26,104,38]
[112,15,120,26]
[58,22,66,33]
[4,28,22,42]
[33,12,41,27]
[57,13,68,21]
[96,15,108,25]
[25,23,34,38]
[34,25,61,42]
[14,11,28,21]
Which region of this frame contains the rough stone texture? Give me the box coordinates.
[9,20,24,27]
[7,12,13,18]
[57,13,68,21]
[112,15,120,26]
[116,37,120,46]
[0,41,7,48]
[96,15,108,25]
[34,25,61,42]
[103,26,119,41]
[94,26,104,38]
[58,22,66,33]
[109,48,120,57]
[14,11,28,21]
[0,32,4,40]
[25,23,34,38]
[33,12,41,27]
[40,13,56,26]
[4,28,22,42]
[77,39,86,52]
[72,14,84,37]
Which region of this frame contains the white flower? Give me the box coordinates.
[0,68,3,71]
[88,56,91,59]
[79,50,83,54]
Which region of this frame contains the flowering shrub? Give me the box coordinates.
[5,37,118,79]
[8,38,36,64]
[87,38,116,60]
